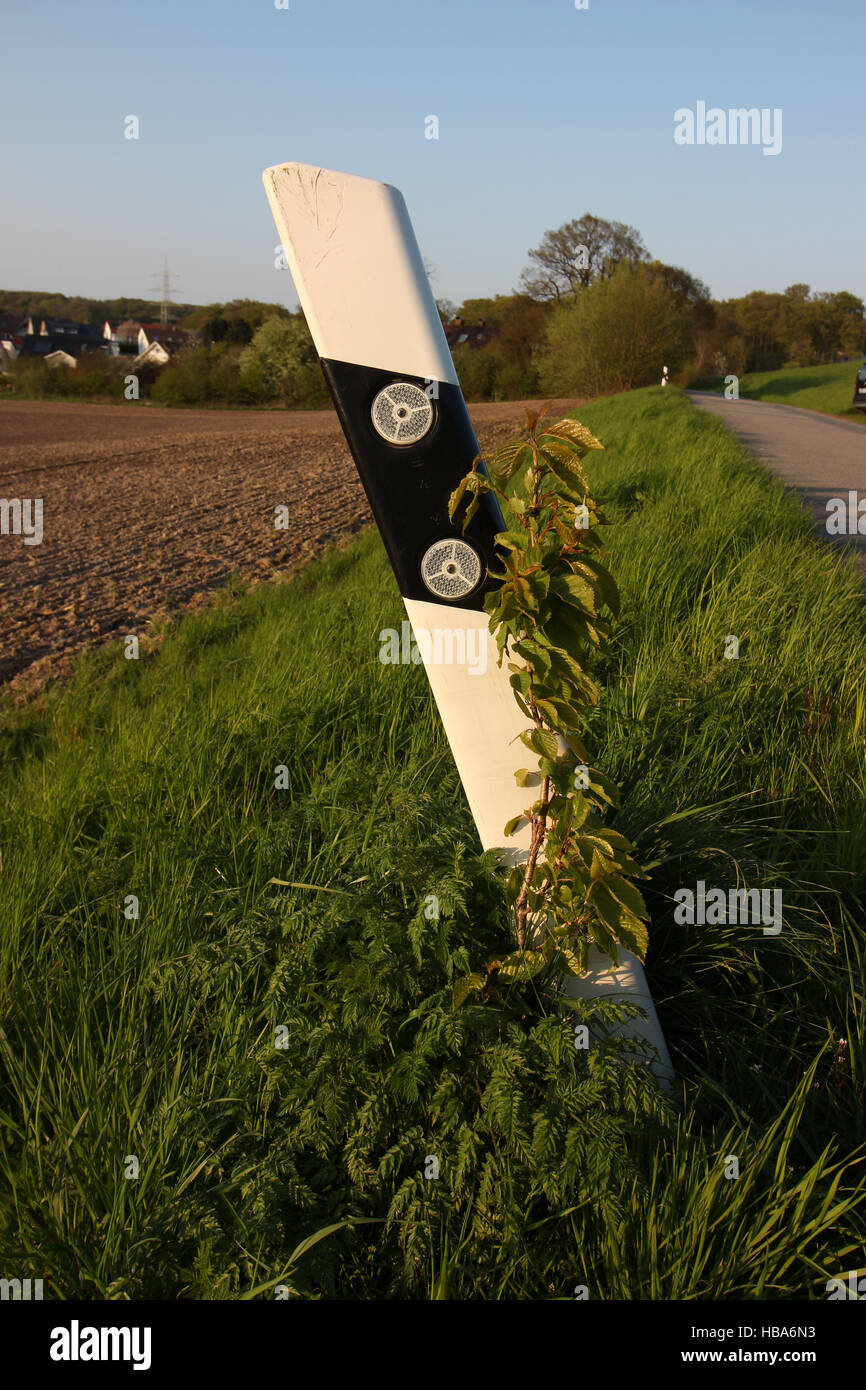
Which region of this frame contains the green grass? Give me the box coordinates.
[1,386,864,1299]
[698,360,866,422]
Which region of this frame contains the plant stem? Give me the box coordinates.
[515,763,550,949]
[515,438,547,951]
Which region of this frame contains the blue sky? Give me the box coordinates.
[3,0,862,310]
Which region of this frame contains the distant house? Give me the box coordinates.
[137,323,198,354]
[8,313,197,368]
[110,321,197,363]
[113,320,144,353]
[39,318,103,346]
[100,321,120,354]
[44,349,77,370]
[18,333,99,360]
[444,316,496,349]
[13,318,104,363]
[132,340,171,367]
[0,315,20,365]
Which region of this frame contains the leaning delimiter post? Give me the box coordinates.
[262,162,673,1085]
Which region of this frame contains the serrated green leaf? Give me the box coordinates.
[543,418,605,453]
[592,886,649,960]
[587,911,620,964]
[452,972,486,1009]
[550,571,596,612]
[527,728,559,761]
[539,448,589,496]
[492,439,534,484]
[581,766,621,809]
[602,873,649,922]
[538,438,590,490]
[497,949,547,982]
[558,947,587,978]
[447,476,470,521]
[573,556,620,618]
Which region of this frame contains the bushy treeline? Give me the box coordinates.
[3,314,331,409]
[143,314,332,407]
[510,213,865,393]
[148,319,330,407]
[0,290,287,335]
[0,289,198,329]
[462,270,866,402]
[4,224,865,407]
[6,353,162,402]
[695,286,866,376]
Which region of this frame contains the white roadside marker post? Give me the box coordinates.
[263,161,673,1087]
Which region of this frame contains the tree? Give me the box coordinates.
[179,300,289,334]
[450,343,497,401]
[435,298,458,324]
[646,261,711,308]
[226,318,253,344]
[714,287,866,371]
[780,285,813,365]
[492,295,548,377]
[834,293,866,358]
[454,296,507,326]
[238,313,328,405]
[810,291,866,360]
[519,214,649,301]
[455,294,548,368]
[729,292,786,372]
[535,262,690,396]
[445,295,548,401]
[202,316,229,343]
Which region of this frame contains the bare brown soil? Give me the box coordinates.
[0,397,582,695]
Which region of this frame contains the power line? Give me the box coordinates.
[149,257,181,325]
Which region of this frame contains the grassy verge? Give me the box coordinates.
[694,361,866,422]
[1,387,864,1299]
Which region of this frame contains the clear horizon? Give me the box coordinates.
[3,0,863,311]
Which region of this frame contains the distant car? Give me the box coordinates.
[853,362,866,413]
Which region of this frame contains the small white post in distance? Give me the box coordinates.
[263,161,673,1087]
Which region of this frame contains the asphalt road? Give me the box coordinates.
[688,391,866,570]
